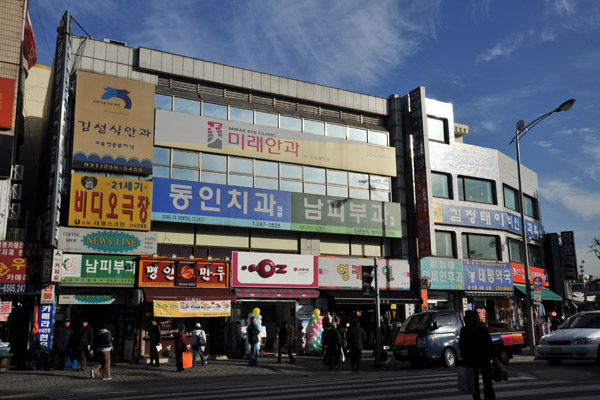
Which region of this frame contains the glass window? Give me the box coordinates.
[327,185,348,198]
[458,176,495,204]
[281,180,303,193]
[229,174,253,187]
[349,173,369,188]
[256,111,278,127]
[371,191,390,202]
[431,172,451,198]
[327,170,347,185]
[370,176,390,190]
[304,166,325,183]
[508,239,523,264]
[348,127,367,142]
[174,97,200,115]
[230,107,254,123]
[504,185,519,212]
[428,117,447,143]
[305,183,326,195]
[201,153,226,172]
[203,102,227,119]
[201,171,226,185]
[153,147,170,165]
[368,130,388,146]
[280,115,301,131]
[230,157,253,174]
[172,168,199,181]
[304,120,325,135]
[153,165,170,178]
[255,160,278,178]
[435,231,455,258]
[326,124,347,139]
[255,177,278,190]
[281,164,302,180]
[155,94,172,111]
[528,244,542,267]
[524,195,538,219]
[462,233,500,261]
[172,150,198,168]
[349,188,370,199]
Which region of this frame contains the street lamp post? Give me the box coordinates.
[510,99,575,355]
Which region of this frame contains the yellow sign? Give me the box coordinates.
[72,71,155,175]
[153,300,231,318]
[68,174,152,231]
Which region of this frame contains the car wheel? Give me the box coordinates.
[547,358,562,365]
[442,348,457,368]
[498,349,510,365]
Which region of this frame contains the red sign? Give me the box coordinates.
[511,263,549,287]
[23,12,37,70]
[139,260,176,287]
[175,261,196,287]
[0,78,16,130]
[139,259,229,288]
[0,255,28,284]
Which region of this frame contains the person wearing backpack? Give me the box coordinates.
[191,322,207,367]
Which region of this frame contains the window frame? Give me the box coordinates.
[503,184,520,212]
[435,230,456,258]
[458,175,496,205]
[431,171,452,199]
[427,116,449,144]
[462,232,501,261]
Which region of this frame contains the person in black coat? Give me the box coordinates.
[459,310,496,400]
[147,319,162,368]
[347,319,367,373]
[277,321,295,363]
[52,318,74,370]
[77,319,94,371]
[246,316,260,366]
[322,322,342,372]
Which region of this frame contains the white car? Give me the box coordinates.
[536,311,600,365]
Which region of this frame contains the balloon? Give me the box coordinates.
[252,307,261,316]
[313,309,321,317]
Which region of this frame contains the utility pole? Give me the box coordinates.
[374,257,383,368]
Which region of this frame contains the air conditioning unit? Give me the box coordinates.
[11,164,24,181]
[10,183,22,201]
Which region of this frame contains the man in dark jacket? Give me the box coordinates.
[77,319,94,371]
[347,319,367,373]
[91,323,113,380]
[277,321,295,363]
[246,316,260,366]
[459,310,496,400]
[147,319,161,368]
[322,323,342,372]
[53,318,74,370]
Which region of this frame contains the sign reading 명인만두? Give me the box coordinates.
[138,259,229,288]
[72,71,155,175]
[57,227,157,255]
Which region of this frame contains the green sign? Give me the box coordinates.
[60,254,136,285]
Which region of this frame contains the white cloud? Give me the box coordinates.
[579,135,600,181]
[476,32,531,62]
[541,180,600,219]
[535,141,553,148]
[545,0,577,16]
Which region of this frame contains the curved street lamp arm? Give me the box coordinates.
[510,110,555,144]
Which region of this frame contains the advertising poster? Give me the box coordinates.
[420,258,465,290]
[72,71,155,174]
[68,173,152,231]
[463,261,513,292]
[153,300,231,318]
[232,251,318,288]
[57,227,157,255]
[60,254,136,285]
[317,256,410,290]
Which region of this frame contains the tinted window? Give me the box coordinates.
[462,233,500,261]
[401,313,432,332]
[435,231,455,258]
[327,124,346,139]
[348,127,367,142]
[281,115,301,131]
[203,102,227,119]
[155,94,172,111]
[458,176,495,204]
[435,314,451,327]
[256,111,278,127]
[230,107,253,123]
[504,186,519,211]
[174,97,200,115]
[427,117,446,143]
[432,172,451,198]
[304,120,325,135]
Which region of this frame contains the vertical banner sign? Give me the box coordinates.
[72,71,155,175]
[0,78,16,130]
[51,250,63,283]
[409,87,433,257]
[561,231,578,281]
[37,304,55,350]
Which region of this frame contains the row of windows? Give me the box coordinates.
[153,147,392,201]
[155,94,389,146]
[435,231,542,266]
[431,173,539,219]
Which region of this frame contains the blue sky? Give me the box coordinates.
[31,0,600,276]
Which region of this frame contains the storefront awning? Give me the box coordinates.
[514,284,563,301]
[464,291,514,298]
[235,288,320,299]
[143,287,236,302]
[320,290,421,305]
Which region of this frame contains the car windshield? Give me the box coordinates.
[400,313,432,332]
[563,313,600,329]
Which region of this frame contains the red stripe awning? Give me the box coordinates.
[143,287,236,302]
[235,288,320,299]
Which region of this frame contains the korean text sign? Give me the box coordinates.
[69,173,152,231]
[420,258,465,290]
[463,260,513,292]
[153,300,231,318]
[138,259,229,288]
[60,254,136,285]
[511,263,549,287]
[72,71,155,174]
[37,304,54,350]
[317,256,410,290]
[232,251,318,288]
[154,110,396,176]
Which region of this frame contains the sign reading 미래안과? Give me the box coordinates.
[72,71,155,175]
[69,174,152,231]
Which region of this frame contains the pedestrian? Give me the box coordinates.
[277,321,295,363]
[322,322,342,371]
[246,316,260,366]
[174,324,187,372]
[147,319,161,368]
[459,310,496,400]
[347,319,366,373]
[52,318,73,370]
[91,322,113,381]
[77,318,94,371]
[191,322,207,367]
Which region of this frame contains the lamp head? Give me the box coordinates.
[516,120,525,132]
[556,99,576,113]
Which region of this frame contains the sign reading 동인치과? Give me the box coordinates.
[68,173,152,231]
[72,71,155,175]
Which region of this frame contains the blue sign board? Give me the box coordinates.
[463,260,513,292]
[36,304,55,350]
[434,204,543,240]
[420,258,465,290]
